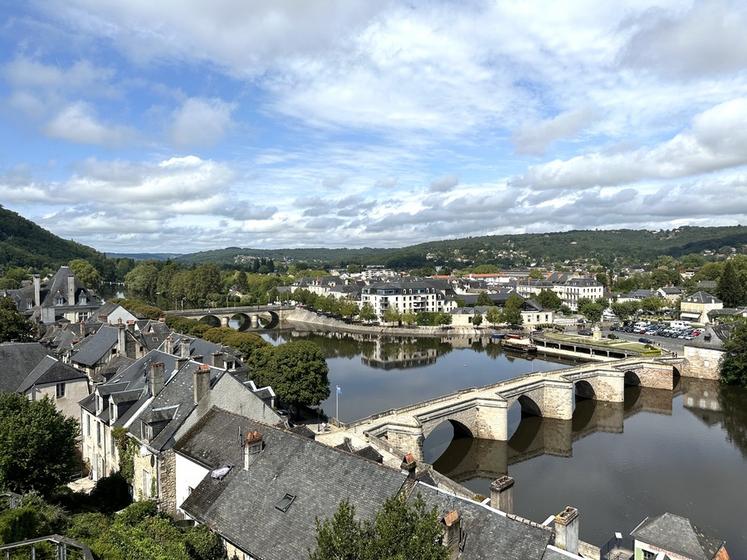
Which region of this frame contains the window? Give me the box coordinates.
[86,414,90,436]
[275,493,296,512]
[642,551,656,560]
[56,383,66,398]
[97,423,101,447]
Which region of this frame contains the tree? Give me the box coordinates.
[358,304,376,322]
[69,259,102,290]
[382,308,401,324]
[249,341,330,410]
[0,297,34,342]
[536,290,562,311]
[577,298,605,325]
[124,263,159,297]
[309,496,447,560]
[721,319,747,387]
[528,269,543,280]
[476,292,493,306]
[717,260,746,308]
[485,306,502,325]
[472,313,483,326]
[611,301,638,322]
[401,312,417,326]
[640,296,665,315]
[502,294,524,326]
[0,393,78,496]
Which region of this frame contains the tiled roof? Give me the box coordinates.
[631,512,725,560]
[683,291,722,304]
[0,342,48,392]
[71,325,119,366]
[17,355,86,393]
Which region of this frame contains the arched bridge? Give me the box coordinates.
[331,356,687,460]
[164,305,295,330]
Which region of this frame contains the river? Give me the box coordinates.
[261,328,747,556]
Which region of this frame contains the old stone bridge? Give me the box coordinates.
[164,305,295,330]
[332,356,688,460]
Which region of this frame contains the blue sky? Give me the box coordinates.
[2,0,747,252]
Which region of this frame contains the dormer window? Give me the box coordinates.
[55,295,65,306]
[109,401,117,422]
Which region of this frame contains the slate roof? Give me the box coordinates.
[39,266,101,309]
[0,342,48,392]
[631,512,725,560]
[659,286,683,295]
[179,408,409,560]
[17,355,87,393]
[683,291,722,305]
[71,325,119,366]
[410,482,552,560]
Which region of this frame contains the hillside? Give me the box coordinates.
[0,205,109,271]
[178,226,747,268]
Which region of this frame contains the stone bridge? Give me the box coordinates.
[332,356,687,460]
[164,305,295,330]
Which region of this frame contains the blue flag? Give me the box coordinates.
[336,385,342,395]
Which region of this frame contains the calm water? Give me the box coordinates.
[262,328,747,555]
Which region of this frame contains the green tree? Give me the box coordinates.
[249,341,330,410]
[502,294,524,326]
[717,260,746,307]
[383,308,401,324]
[472,313,483,326]
[640,296,665,315]
[69,259,102,290]
[0,393,78,496]
[309,496,447,560]
[358,304,376,322]
[0,297,34,342]
[577,298,605,325]
[528,269,543,280]
[485,306,502,325]
[721,319,747,387]
[401,312,417,326]
[536,290,562,311]
[610,301,638,322]
[124,263,159,297]
[476,292,493,306]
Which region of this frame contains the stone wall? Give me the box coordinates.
[683,345,724,380]
[158,449,177,515]
[133,449,156,501]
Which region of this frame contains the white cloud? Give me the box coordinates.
[513,108,596,155]
[45,102,133,145]
[514,97,747,189]
[170,97,235,148]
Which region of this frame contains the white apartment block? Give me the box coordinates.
[361,281,455,319]
[516,277,604,311]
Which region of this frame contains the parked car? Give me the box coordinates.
[639,337,653,344]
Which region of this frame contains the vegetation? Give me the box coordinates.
[577,298,606,325]
[536,289,562,311]
[111,298,164,319]
[0,393,78,497]
[0,296,35,342]
[501,294,524,326]
[163,318,269,360]
[248,341,330,410]
[717,260,746,308]
[720,319,747,387]
[309,495,447,560]
[69,258,102,290]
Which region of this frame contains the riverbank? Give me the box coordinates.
[285,308,489,338]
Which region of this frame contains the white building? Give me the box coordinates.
[360,280,455,319]
[516,277,604,311]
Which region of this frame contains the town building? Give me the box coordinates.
[360,280,455,319]
[450,301,554,328]
[657,286,684,303]
[630,512,730,560]
[516,277,603,311]
[680,292,723,324]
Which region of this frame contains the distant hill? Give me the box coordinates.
[106,252,183,261]
[0,205,109,271]
[178,226,747,268]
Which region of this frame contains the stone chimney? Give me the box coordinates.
[126,320,136,333]
[67,275,76,305]
[554,506,579,555]
[490,475,515,513]
[148,362,165,397]
[116,320,127,355]
[211,351,225,369]
[176,356,189,370]
[193,363,211,405]
[164,335,173,355]
[179,338,191,358]
[440,510,461,558]
[33,275,41,307]
[244,430,264,469]
[400,452,417,476]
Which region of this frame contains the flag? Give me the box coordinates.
[336,385,342,395]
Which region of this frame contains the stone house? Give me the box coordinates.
[630,512,730,559]
[680,292,723,324]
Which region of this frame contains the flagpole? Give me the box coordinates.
[336,385,339,422]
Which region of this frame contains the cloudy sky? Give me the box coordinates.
[2,0,747,253]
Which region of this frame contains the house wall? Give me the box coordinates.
[174,452,209,518]
[29,379,89,419]
[133,448,156,500]
[80,409,119,481]
[680,301,722,323]
[105,307,139,325]
[634,539,689,560]
[683,345,724,380]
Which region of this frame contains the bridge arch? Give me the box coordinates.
[199,314,221,327]
[228,313,251,331]
[574,380,596,400]
[624,370,641,387]
[517,394,542,417]
[256,311,280,329]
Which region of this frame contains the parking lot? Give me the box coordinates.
[601,321,723,355]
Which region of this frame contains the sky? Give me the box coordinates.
[2,0,747,253]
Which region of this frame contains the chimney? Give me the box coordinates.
[176,356,189,370]
[67,275,76,305]
[243,431,264,470]
[148,362,165,397]
[440,510,461,558]
[164,335,173,355]
[179,338,191,358]
[33,275,41,307]
[126,320,136,333]
[116,321,126,355]
[554,506,579,555]
[193,363,211,405]
[211,351,225,369]
[400,453,417,476]
[490,475,515,513]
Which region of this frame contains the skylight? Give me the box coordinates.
[275,493,296,513]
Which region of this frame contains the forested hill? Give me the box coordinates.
[0,205,109,270]
[178,226,747,268]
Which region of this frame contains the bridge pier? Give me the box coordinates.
[250,314,259,328]
[569,370,625,403]
[619,362,674,390]
[221,316,230,327]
